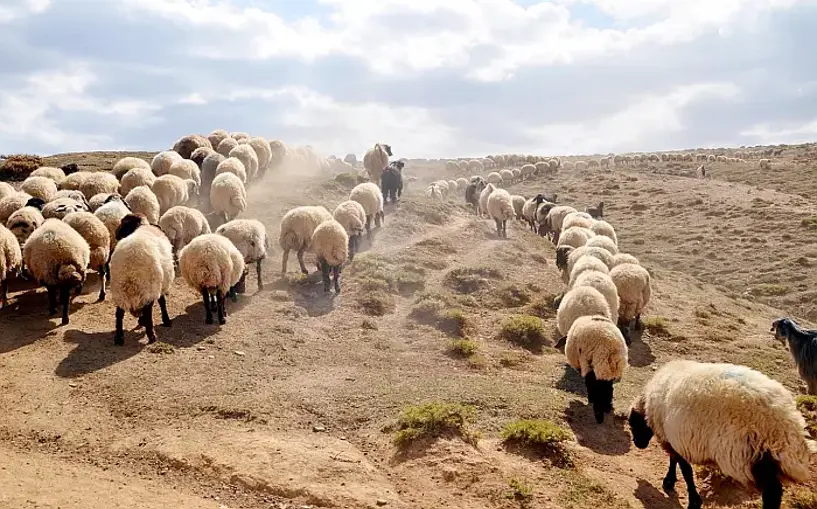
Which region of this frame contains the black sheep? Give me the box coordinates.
[380,160,404,204]
[771,317,817,394]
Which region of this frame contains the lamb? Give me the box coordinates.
[58,171,93,191]
[22,218,90,324]
[478,183,496,217]
[215,157,247,183]
[425,184,444,201]
[628,360,816,509]
[152,174,199,214]
[29,166,66,183]
[590,219,618,245]
[278,205,332,274]
[178,233,244,325]
[215,219,268,292]
[112,157,151,179]
[465,179,487,215]
[228,145,259,182]
[770,317,817,394]
[0,224,22,307]
[119,167,156,196]
[310,219,349,294]
[124,185,161,224]
[585,235,618,255]
[565,315,628,423]
[110,213,173,344]
[21,176,58,202]
[561,211,595,231]
[349,182,384,236]
[151,150,183,176]
[332,200,367,260]
[80,172,120,200]
[585,202,604,219]
[759,158,771,170]
[556,285,612,341]
[62,211,111,301]
[6,199,45,247]
[363,143,392,185]
[172,134,212,159]
[42,197,88,220]
[486,188,516,238]
[0,192,33,224]
[380,160,404,204]
[158,205,211,256]
[209,172,247,226]
[609,262,651,338]
[510,195,526,222]
[556,226,594,249]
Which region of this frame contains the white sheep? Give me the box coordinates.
[215,219,268,292]
[759,158,771,170]
[124,185,161,225]
[152,174,198,215]
[278,205,332,274]
[363,143,392,185]
[158,205,211,255]
[478,183,496,217]
[62,211,111,301]
[171,134,212,159]
[565,315,628,423]
[425,184,444,201]
[151,150,183,176]
[6,202,44,248]
[569,267,619,325]
[0,192,32,227]
[332,200,367,260]
[0,224,22,307]
[58,171,93,191]
[87,193,115,212]
[499,169,514,185]
[80,172,119,200]
[228,145,258,181]
[611,253,640,267]
[42,197,88,220]
[29,166,66,183]
[486,188,516,238]
[267,140,287,174]
[119,167,156,197]
[609,263,651,337]
[168,158,201,186]
[94,195,131,253]
[112,157,151,179]
[510,195,526,222]
[349,182,384,237]
[53,189,89,205]
[110,213,174,345]
[568,256,609,285]
[543,205,578,243]
[557,226,595,249]
[310,219,349,294]
[215,157,247,183]
[246,137,272,178]
[23,218,90,324]
[556,285,611,340]
[216,138,239,158]
[628,360,816,509]
[456,178,469,191]
[585,235,618,255]
[178,233,244,325]
[0,182,15,202]
[561,211,594,231]
[209,172,247,226]
[200,152,226,212]
[207,129,230,150]
[590,219,618,245]
[486,171,502,185]
[557,245,615,282]
[21,176,57,202]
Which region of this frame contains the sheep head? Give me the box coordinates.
[61,163,80,175]
[555,246,573,271]
[627,394,653,449]
[25,197,46,210]
[115,213,148,240]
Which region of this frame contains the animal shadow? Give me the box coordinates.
[564,400,631,456]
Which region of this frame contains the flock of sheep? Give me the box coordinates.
[0,135,815,509]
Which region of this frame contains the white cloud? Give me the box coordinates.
[0,0,50,23]
[741,119,817,144]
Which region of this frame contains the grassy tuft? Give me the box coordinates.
[393,402,479,446]
[505,478,533,505]
[410,292,473,337]
[147,342,175,354]
[498,315,547,350]
[641,316,670,336]
[444,266,503,293]
[796,395,817,438]
[788,487,817,509]
[448,338,479,357]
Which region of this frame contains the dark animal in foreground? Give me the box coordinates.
[380,160,404,204]
[771,317,817,394]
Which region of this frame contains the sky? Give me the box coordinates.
[1,0,816,159]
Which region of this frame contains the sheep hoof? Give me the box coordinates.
[688,494,702,509]
[205,317,213,325]
[161,320,172,328]
[219,318,226,325]
[98,294,106,302]
[662,477,676,493]
[114,334,124,346]
[61,317,70,326]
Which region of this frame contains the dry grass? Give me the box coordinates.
[392,402,479,446]
[796,395,817,438]
[0,154,43,180]
[498,315,549,351]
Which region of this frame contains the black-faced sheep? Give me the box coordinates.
[770,317,817,394]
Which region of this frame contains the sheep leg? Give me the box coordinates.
[105,261,111,282]
[280,249,289,274]
[47,285,58,316]
[807,378,817,396]
[662,452,679,492]
[216,289,226,325]
[202,288,214,325]
[751,451,783,509]
[158,295,171,327]
[675,453,702,509]
[634,313,643,331]
[296,248,308,275]
[366,217,372,239]
[60,286,71,325]
[320,260,331,293]
[97,267,106,301]
[347,236,356,262]
[256,260,263,290]
[142,302,156,344]
[332,265,341,294]
[1,280,7,308]
[494,218,502,238]
[114,307,125,346]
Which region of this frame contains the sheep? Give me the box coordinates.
[556,285,611,341]
[21,176,57,202]
[590,219,618,245]
[363,143,392,185]
[567,256,609,286]
[87,193,115,212]
[124,185,161,225]
[53,189,89,207]
[278,205,332,274]
[42,197,88,220]
[6,199,45,247]
[486,171,502,185]
[521,195,546,232]
[110,214,174,344]
[770,317,817,395]
[228,145,259,182]
[23,218,90,324]
[542,205,578,244]
[207,129,230,150]
[462,179,485,216]
[310,219,349,294]
[209,172,246,226]
[62,211,111,301]
[215,219,268,292]
[380,160,404,204]
[759,158,771,170]
[425,184,444,201]
[520,164,536,179]
[152,174,199,215]
[80,172,119,200]
[216,138,239,158]
[151,150,183,176]
[611,252,640,267]
[559,246,615,280]
[231,131,249,141]
[557,226,594,249]
[349,182,384,236]
[215,157,247,183]
[120,167,156,197]
[499,169,514,185]
[158,205,211,257]
[455,178,469,191]
[561,211,594,231]
[178,233,244,325]
[190,147,214,169]
[585,201,604,219]
[112,157,151,179]
[94,195,131,254]
[565,315,628,423]
[0,224,22,307]
[332,200,367,261]
[569,268,619,326]
[609,262,651,338]
[510,195,526,222]
[478,183,496,218]
[29,166,66,183]
[0,192,33,224]
[58,171,93,191]
[585,235,618,255]
[200,152,226,211]
[0,182,14,202]
[486,188,516,238]
[267,140,287,175]
[172,134,212,159]
[628,360,816,509]
[246,137,272,178]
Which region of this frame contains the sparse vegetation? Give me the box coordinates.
[492,283,532,308]
[796,395,817,438]
[356,291,396,316]
[393,402,479,446]
[410,292,473,337]
[498,315,547,350]
[787,487,817,509]
[444,266,503,293]
[750,283,789,297]
[350,254,426,295]
[147,342,175,354]
[641,316,670,336]
[561,472,631,509]
[801,216,817,230]
[448,338,478,357]
[0,153,43,180]
[505,478,533,505]
[501,419,572,465]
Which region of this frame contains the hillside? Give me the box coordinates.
[0,146,815,509]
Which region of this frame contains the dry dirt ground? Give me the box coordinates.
[1,148,816,508]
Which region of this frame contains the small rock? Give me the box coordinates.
[345,376,356,381]
[68,382,78,388]
[234,351,246,356]
[208,355,215,360]
[312,425,326,432]
[197,346,206,351]
[376,500,387,507]
[442,467,457,482]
